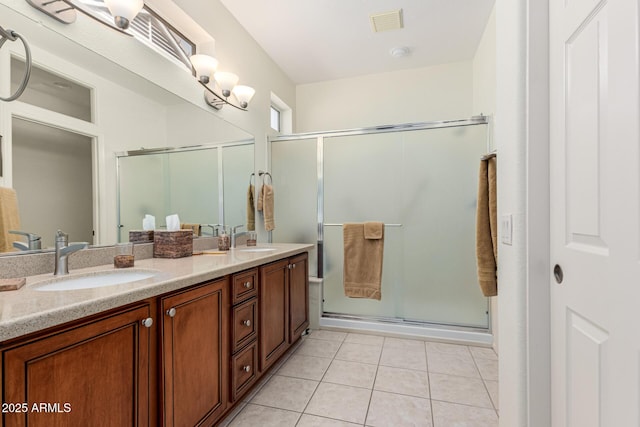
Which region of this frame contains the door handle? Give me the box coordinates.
[553,264,563,284]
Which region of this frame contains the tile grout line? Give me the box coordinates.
[361,334,385,426]
[469,348,500,417]
[426,343,435,427]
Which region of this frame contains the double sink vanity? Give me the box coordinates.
[0,242,312,426]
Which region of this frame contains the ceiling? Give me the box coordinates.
[219,0,495,85]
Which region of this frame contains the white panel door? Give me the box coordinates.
[550,0,640,425]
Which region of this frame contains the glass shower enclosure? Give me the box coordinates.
[270,117,490,331]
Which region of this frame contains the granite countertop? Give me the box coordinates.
[0,243,313,343]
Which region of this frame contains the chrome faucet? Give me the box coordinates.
[9,230,41,251]
[54,230,88,276]
[231,224,246,248]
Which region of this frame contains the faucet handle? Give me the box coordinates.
[232,224,245,233]
[55,229,69,242]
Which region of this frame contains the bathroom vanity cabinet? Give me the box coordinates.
[259,253,310,372]
[1,303,153,426]
[0,249,309,427]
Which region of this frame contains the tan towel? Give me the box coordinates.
[343,223,384,300]
[181,223,201,236]
[261,184,275,231]
[247,184,255,231]
[476,157,498,296]
[0,187,21,253]
[364,221,384,239]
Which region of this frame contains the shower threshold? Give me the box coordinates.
[320,312,493,346]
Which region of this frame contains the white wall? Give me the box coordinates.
[472,5,498,354]
[295,61,474,132]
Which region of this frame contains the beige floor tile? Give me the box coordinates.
[296,338,342,359]
[384,337,426,350]
[323,359,378,389]
[250,375,318,412]
[228,404,300,427]
[242,373,272,403]
[431,401,498,427]
[365,390,433,427]
[429,373,493,408]
[380,346,427,371]
[469,346,498,361]
[344,333,385,347]
[335,342,382,365]
[485,380,499,410]
[427,351,480,378]
[297,414,362,427]
[475,358,499,381]
[277,354,332,381]
[374,365,430,398]
[308,330,348,342]
[305,382,372,424]
[426,342,472,357]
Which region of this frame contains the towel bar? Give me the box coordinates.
[323,223,402,227]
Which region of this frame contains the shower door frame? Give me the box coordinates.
[270,116,493,341]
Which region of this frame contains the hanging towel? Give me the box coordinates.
[476,157,498,296]
[364,221,384,239]
[262,184,275,231]
[0,187,21,253]
[247,184,255,231]
[343,223,384,300]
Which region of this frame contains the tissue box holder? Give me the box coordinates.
[129,230,155,243]
[154,230,193,258]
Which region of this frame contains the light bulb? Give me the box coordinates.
[104,0,144,30]
[214,72,239,97]
[232,85,255,108]
[190,55,219,84]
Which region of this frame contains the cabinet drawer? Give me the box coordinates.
[232,269,258,305]
[232,298,258,353]
[231,341,258,402]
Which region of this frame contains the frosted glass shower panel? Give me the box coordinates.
[400,126,488,327]
[271,138,318,275]
[324,133,403,223]
[167,149,219,225]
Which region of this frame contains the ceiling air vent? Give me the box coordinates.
[369,9,404,33]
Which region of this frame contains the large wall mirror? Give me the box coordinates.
[0,2,254,255]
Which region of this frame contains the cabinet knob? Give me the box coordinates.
[287,264,292,270]
[141,317,153,328]
[242,320,251,327]
[166,308,177,318]
[243,365,251,372]
[292,263,296,269]
[244,281,252,288]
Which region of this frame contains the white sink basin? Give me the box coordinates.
[32,269,158,291]
[238,247,277,253]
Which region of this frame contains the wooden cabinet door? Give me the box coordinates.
[161,278,229,427]
[288,252,309,343]
[2,304,152,427]
[259,259,289,372]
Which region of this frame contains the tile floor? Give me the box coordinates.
[220,330,499,427]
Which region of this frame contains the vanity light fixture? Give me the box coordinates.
[192,57,255,111]
[26,0,256,111]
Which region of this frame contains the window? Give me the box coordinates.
[270,106,281,132]
[75,0,195,70]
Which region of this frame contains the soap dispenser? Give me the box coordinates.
[217,226,230,251]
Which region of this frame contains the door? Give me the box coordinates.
[550,0,640,425]
[259,259,289,371]
[161,279,228,427]
[3,304,151,427]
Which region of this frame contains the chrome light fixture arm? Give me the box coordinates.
[200,81,247,111]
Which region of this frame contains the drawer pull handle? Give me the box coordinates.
[242,320,251,327]
[243,365,251,373]
[244,282,252,288]
[166,308,177,318]
[141,317,153,328]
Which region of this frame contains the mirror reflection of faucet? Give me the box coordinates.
[54,230,88,276]
[231,224,246,248]
[9,230,41,251]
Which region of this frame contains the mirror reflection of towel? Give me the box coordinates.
[0,187,21,252]
[247,184,255,231]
